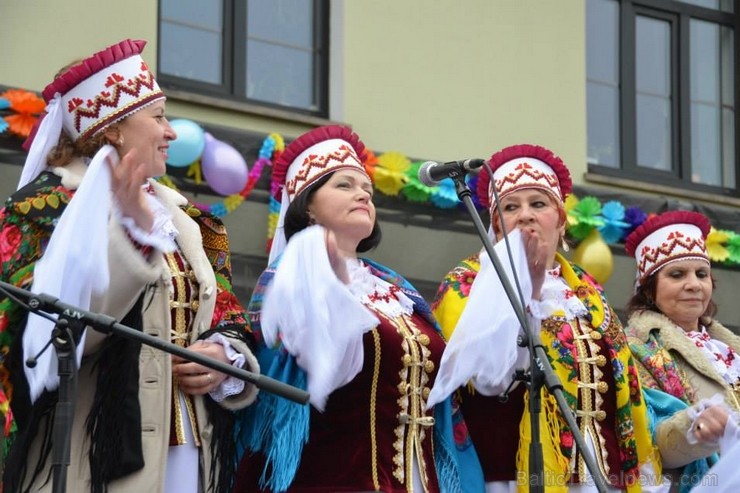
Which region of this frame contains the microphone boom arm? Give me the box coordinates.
[0,279,309,404]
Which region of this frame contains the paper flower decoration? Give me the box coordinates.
[270,132,285,152]
[598,200,630,244]
[0,98,9,133]
[624,206,648,235]
[362,148,379,181]
[224,194,244,213]
[706,227,730,262]
[259,135,276,159]
[725,232,740,264]
[430,178,460,209]
[210,202,228,218]
[567,196,604,241]
[373,151,410,196]
[186,161,203,185]
[1,89,45,138]
[402,161,436,202]
[466,174,482,209]
[564,195,580,227]
[267,196,280,239]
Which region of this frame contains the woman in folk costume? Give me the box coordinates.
[231,125,483,493]
[625,211,740,488]
[427,144,665,492]
[0,39,258,493]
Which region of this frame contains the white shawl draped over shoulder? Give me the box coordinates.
[427,229,533,408]
[260,225,379,410]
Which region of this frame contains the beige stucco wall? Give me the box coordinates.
[2,1,738,328]
[0,0,159,86]
[1,0,586,172]
[341,0,586,176]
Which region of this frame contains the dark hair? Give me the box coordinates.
[627,271,718,324]
[283,172,382,253]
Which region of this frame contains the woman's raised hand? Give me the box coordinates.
[521,227,549,300]
[108,148,154,232]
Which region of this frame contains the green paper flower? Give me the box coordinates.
[567,196,605,241]
[402,161,435,203]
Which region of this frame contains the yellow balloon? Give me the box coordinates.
[572,230,614,284]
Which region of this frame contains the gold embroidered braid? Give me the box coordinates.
[165,251,201,447]
[370,328,381,492]
[572,318,609,481]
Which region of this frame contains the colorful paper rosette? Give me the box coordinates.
[0,89,45,138]
[373,151,410,196]
[706,227,731,263]
[402,161,436,203]
[430,178,460,209]
[565,195,605,241]
[598,200,630,245]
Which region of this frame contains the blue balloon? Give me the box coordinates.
[167,119,206,167]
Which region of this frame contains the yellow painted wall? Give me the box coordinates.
[341,0,587,179]
[1,0,159,87]
[1,0,587,182]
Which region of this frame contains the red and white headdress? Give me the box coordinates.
[625,211,711,287]
[19,39,164,189]
[269,125,369,262]
[20,40,165,402]
[476,144,572,212]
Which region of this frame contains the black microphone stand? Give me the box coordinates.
[448,171,607,493]
[47,313,84,493]
[0,280,309,493]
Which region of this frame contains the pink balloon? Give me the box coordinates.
[200,133,249,196]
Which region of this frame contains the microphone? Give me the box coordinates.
[418,158,486,186]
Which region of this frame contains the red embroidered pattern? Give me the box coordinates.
[494,161,561,195]
[367,284,401,304]
[68,61,158,134]
[285,144,363,199]
[689,330,739,368]
[637,230,706,275]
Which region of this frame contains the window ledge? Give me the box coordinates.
[584,172,740,208]
[164,88,342,127]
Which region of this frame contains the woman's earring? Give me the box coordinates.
[307,213,316,226]
[560,235,570,252]
[117,136,124,146]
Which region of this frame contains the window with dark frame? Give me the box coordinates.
[157,0,329,117]
[586,0,738,195]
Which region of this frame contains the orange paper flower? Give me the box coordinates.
[1,89,45,138]
[362,148,379,179]
[2,89,45,114]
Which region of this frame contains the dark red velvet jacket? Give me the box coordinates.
[233,311,444,493]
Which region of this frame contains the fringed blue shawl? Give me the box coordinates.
[642,387,717,493]
[234,257,483,492]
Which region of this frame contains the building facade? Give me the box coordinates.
[1,0,738,326]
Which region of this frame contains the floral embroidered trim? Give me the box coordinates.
[686,327,740,385]
[529,266,589,320]
[347,259,414,318]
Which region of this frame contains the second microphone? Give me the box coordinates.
[418,158,487,186]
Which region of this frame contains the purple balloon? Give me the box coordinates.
[200,133,249,196]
